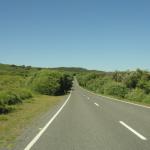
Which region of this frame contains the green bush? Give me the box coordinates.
[125,88,146,102]
[0,64,73,114]
[0,91,21,105]
[86,79,106,94]
[31,71,61,95]
[0,104,14,114]
[14,89,33,100]
[31,70,72,95]
[0,89,32,114]
[137,80,150,94]
[59,74,73,94]
[104,82,128,98]
[0,89,33,105]
[122,72,139,89]
[142,95,150,103]
[77,70,150,104]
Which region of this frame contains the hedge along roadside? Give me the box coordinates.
[30,70,73,96]
[0,70,73,114]
[76,70,150,104]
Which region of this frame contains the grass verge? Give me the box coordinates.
[0,95,63,149]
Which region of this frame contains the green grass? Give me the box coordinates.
[0,94,63,149]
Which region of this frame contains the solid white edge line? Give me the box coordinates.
[79,86,150,109]
[94,103,99,107]
[24,92,72,150]
[119,121,147,141]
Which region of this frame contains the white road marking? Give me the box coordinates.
[24,92,72,150]
[119,121,147,141]
[87,97,90,100]
[79,86,150,109]
[94,103,99,107]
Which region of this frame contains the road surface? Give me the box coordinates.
[22,80,150,150]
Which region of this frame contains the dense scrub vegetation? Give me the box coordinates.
[30,70,73,95]
[77,69,150,104]
[1,63,149,114]
[0,64,73,114]
[0,74,33,114]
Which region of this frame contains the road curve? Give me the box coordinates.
[22,80,150,150]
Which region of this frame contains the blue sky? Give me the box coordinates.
[0,0,150,71]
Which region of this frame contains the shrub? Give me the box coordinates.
[15,89,33,100]
[31,71,60,95]
[31,70,73,95]
[86,79,106,94]
[0,91,22,105]
[104,82,128,98]
[125,88,146,102]
[0,104,14,114]
[142,95,150,104]
[77,70,150,104]
[59,74,73,94]
[0,89,33,105]
[137,80,150,94]
[123,73,139,89]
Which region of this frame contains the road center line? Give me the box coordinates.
[119,121,147,141]
[24,92,72,150]
[94,102,99,107]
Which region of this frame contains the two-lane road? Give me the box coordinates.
[23,80,150,150]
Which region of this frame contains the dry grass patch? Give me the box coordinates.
[0,95,62,149]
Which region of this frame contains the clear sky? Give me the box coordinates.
[0,0,150,71]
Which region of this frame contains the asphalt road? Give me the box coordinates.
[23,80,150,150]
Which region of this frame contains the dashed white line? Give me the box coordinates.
[87,97,90,100]
[24,92,72,150]
[119,121,147,141]
[79,86,150,109]
[94,103,99,107]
